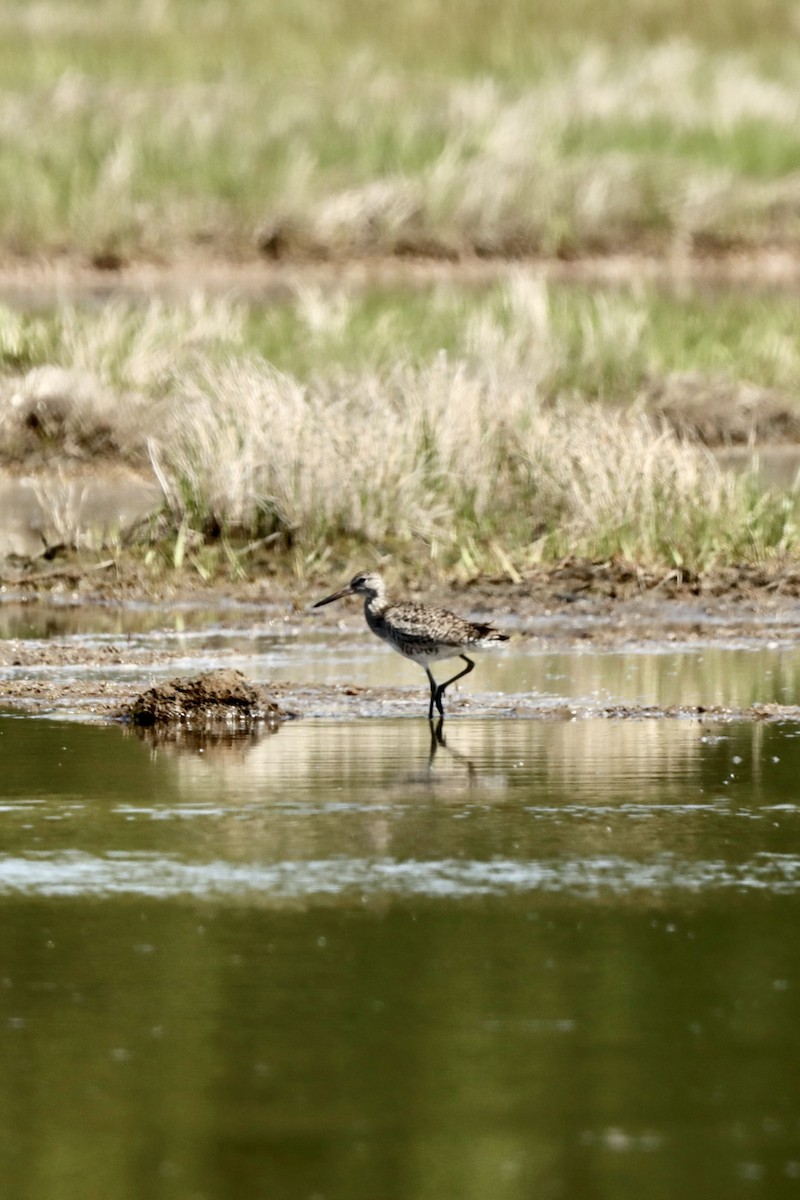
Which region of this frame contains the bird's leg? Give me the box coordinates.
[424,666,439,722]
[434,655,475,715]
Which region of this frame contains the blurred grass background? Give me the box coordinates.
[1,0,800,263]
[3,0,798,83]
[2,0,800,580]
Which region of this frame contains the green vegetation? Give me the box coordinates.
[2,282,799,578]
[1,1,800,262]
[5,281,800,399]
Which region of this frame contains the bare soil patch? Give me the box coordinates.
[645,374,800,445]
[4,549,800,607]
[3,250,800,303]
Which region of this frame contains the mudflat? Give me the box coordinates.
[2,561,800,722]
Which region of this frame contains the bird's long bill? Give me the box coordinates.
[312,585,354,608]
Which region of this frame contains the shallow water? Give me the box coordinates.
[2,709,800,1199]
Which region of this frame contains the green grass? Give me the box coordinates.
[4,281,800,399]
[252,283,800,399]
[1,0,797,87]
[561,119,800,179]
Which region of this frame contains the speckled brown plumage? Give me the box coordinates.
[313,571,509,720]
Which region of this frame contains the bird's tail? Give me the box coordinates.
[474,624,509,643]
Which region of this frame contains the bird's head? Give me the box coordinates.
[313,571,385,608]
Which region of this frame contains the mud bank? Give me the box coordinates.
[3,670,800,726]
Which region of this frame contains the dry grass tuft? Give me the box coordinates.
[0,296,248,465]
[2,282,798,573]
[152,338,798,572]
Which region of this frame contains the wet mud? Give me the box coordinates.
[126,668,294,729]
[2,629,800,726]
[2,559,800,723]
[5,668,799,727]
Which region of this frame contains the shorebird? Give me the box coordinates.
[313,571,509,720]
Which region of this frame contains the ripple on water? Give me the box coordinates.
[1,850,800,901]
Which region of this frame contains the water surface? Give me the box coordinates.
[1,711,800,1199]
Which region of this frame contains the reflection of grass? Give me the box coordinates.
[2,10,800,261]
[2,280,799,575]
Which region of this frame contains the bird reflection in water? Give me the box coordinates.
[427,716,477,782]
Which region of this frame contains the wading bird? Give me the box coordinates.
[313,571,508,720]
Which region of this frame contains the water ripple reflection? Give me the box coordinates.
[2,849,800,901]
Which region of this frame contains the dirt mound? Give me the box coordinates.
[0,367,138,466]
[646,372,800,445]
[127,668,293,728]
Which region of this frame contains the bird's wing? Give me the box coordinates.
[383,602,475,648]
